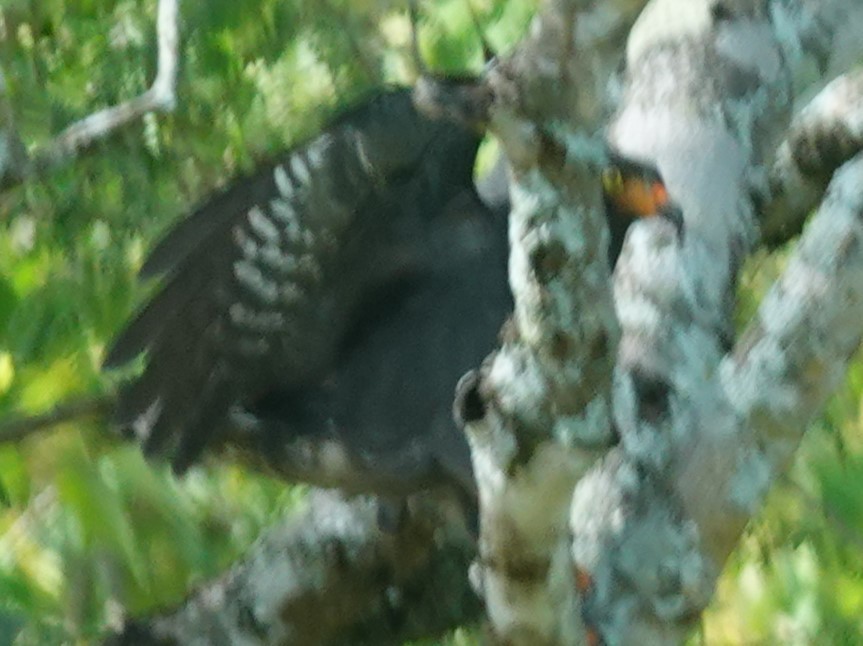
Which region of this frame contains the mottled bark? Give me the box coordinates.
[567,1,863,644]
[763,69,863,245]
[28,0,863,643]
[459,0,654,641]
[105,490,480,646]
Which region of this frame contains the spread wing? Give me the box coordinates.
[105,89,483,472]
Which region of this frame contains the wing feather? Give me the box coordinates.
[139,168,279,279]
[107,88,484,471]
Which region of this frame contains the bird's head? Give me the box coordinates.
[601,151,684,238]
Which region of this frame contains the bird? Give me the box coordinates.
[104,83,682,511]
[104,87,511,506]
[601,150,684,266]
[231,159,512,507]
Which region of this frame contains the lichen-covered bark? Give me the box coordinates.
[721,153,863,530]
[566,1,863,644]
[763,69,863,245]
[104,490,479,646]
[94,1,863,643]
[461,1,653,643]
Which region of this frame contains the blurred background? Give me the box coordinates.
[0,0,859,643]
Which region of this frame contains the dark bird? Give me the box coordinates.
[601,150,684,266]
[104,85,680,511]
[104,88,511,504]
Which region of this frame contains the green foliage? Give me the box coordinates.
[2,0,862,644]
[0,0,535,643]
[702,255,863,643]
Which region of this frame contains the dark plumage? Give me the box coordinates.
[105,87,680,508]
[105,88,511,499]
[245,186,509,498]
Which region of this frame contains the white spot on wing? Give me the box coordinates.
[295,254,321,282]
[229,302,285,331]
[269,199,301,241]
[274,165,294,198]
[290,153,311,184]
[306,134,332,168]
[233,226,258,258]
[247,206,279,242]
[350,129,373,173]
[233,260,278,303]
[260,245,297,272]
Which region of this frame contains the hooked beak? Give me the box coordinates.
[660,203,685,243]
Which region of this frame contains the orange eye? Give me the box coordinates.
[601,167,624,195]
[651,182,669,209]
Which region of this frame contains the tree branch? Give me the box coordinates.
[461,1,651,643]
[12,3,863,644]
[0,395,114,444]
[763,69,863,245]
[567,1,863,643]
[104,490,480,646]
[0,68,29,187]
[0,0,180,192]
[722,152,863,523]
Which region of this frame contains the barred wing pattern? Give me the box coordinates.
[105,89,485,473]
[245,186,511,498]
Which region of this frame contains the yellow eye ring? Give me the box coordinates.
[601,167,624,194]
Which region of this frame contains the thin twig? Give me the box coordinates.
[0,394,114,444]
[0,0,181,192]
[407,0,429,77]
[464,0,495,63]
[31,0,180,172]
[152,0,180,105]
[0,68,30,187]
